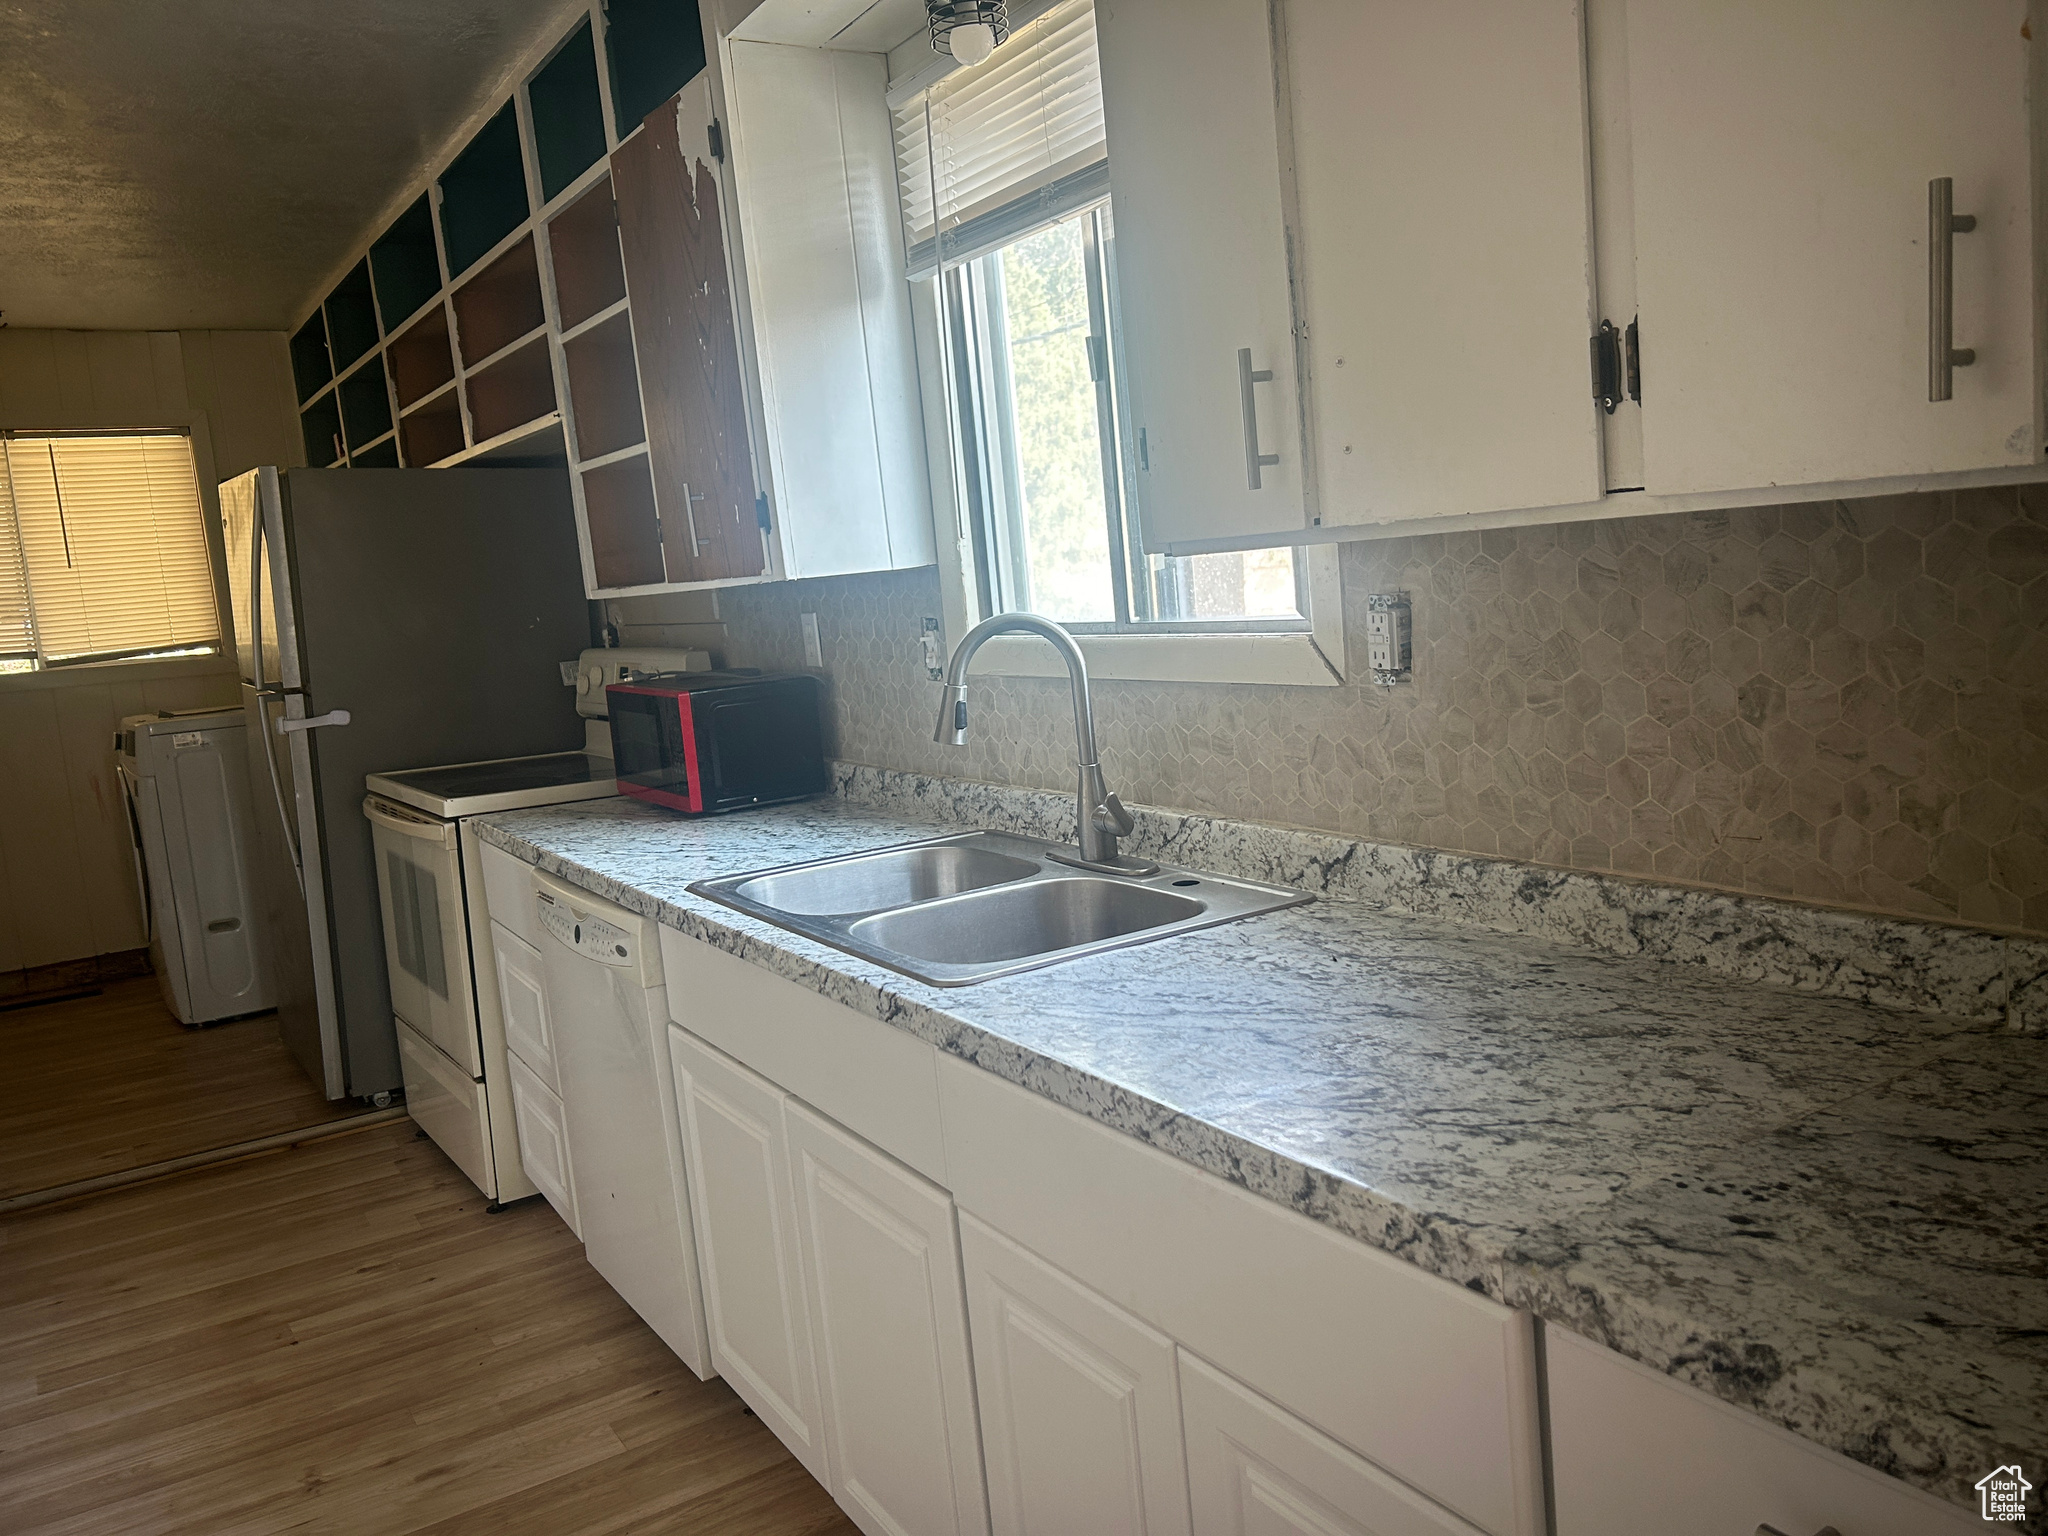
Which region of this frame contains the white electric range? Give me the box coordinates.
[362,750,618,1206]
[359,648,708,1205]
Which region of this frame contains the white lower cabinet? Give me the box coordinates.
[786,1097,990,1536]
[1546,1327,1979,1535]
[1181,1352,1488,1536]
[667,1025,828,1482]
[960,1212,1192,1536]
[504,1050,577,1237]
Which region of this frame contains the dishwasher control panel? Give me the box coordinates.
[536,888,636,968]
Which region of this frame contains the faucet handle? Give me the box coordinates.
[1093,792,1136,837]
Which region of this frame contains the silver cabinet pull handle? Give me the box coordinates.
[1756,1524,1842,1536]
[1237,347,1281,490]
[276,709,351,736]
[681,481,707,555]
[1928,176,1978,401]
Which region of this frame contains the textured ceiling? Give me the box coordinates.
[0,0,590,331]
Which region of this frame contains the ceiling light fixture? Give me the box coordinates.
[927,0,1008,66]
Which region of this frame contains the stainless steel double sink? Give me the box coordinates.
[688,830,1311,986]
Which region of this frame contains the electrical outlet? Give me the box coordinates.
[800,612,822,669]
[921,616,944,680]
[1366,593,1412,687]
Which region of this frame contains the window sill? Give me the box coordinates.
[0,652,237,695]
[967,627,1342,687]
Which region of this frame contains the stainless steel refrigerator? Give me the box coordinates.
[219,466,591,1101]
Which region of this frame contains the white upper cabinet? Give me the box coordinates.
[719,38,937,582]
[1624,0,2038,493]
[1097,0,1308,553]
[1289,0,1605,533]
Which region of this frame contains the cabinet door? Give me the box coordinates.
[722,40,933,580]
[1098,0,1306,552]
[667,1025,828,1482]
[1626,0,2036,493]
[1181,1353,1486,1536]
[961,1213,1191,1536]
[1288,0,1604,530]
[506,1049,579,1237]
[1546,1329,1979,1536]
[613,76,765,584]
[785,1098,989,1536]
[491,920,557,1090]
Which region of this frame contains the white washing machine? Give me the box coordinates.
[533,866,713,1377]
[115,709,276,1025]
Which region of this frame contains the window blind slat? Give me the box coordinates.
[0,449,34,660]
[894,0,1106,279]
[3,434,218,664]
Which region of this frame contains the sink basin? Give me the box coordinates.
[731,842,1038,916]
[849,878,1205,965]
[689,830,1310,986]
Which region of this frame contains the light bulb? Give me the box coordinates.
[951,20,995,65]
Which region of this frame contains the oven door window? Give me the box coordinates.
[368,815,481,1077]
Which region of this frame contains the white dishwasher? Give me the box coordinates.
[533,868,713,1378]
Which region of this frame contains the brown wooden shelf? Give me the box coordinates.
[389,305,456,410]
[464,335,558,444]
[581,454,664,589]
[452,235,546,367]
[564,312,646,461]
[400,389,466,467]
[549,180,628,332]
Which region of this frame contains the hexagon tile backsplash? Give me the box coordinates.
[714,485,2048,937]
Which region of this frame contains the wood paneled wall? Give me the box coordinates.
[0,328,301,973]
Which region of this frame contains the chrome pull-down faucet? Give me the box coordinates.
[932,613,1156,875]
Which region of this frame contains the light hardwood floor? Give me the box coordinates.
[0,977,365,1199]
[0,1119,860,1535]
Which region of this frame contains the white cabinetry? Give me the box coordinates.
[960,1213,1192,1536]
[1111,0,2045,554]
[1181,1353,1487,1536]
[667,1024,828,1481]
[1624,0,2037,493]
[1094,0,1306,551]
[786,1097,989,1536]
[1287,0,1604,531]
[505,1050,578,1235]
[1546,1327,1979,1534]
[716,36,935,582]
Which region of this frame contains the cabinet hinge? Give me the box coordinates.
[707,118,725,163]
[1624,316,1641,403]
[1591,320,1624,414]
[755,493,771,530]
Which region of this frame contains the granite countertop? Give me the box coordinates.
[473,785,2045,1512]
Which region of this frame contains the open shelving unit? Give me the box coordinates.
[288,0,704,484]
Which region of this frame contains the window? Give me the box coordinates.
[894,0,1307,639]
[0,431,220,672]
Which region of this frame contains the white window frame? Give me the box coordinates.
[908,269,1345,688]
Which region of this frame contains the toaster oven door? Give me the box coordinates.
[696,687,827,811]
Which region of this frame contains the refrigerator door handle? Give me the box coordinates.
[276,709,351,736]
[250,512,307,896]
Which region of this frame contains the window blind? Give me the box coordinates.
[892,0,1108,279]
[1,433,219,665]
[0,448,32,662]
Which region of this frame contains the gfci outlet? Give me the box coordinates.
[799,612,822,668]
[920,616,943,680]
[1366,593,1412,687]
